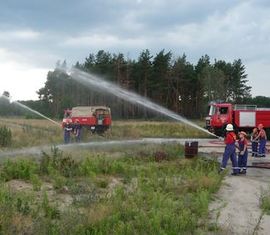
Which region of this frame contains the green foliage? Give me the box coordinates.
[40,147,79,178]
[30,174,42,191]
[16,197,31,215]
[243,95,270,107]
[78,158,222,235]
[79,156,129,177]
[41,192,60,219]
[0,185,35,234]
[260,188,270,215]
[1,159,38,181]
[0,125,12,147]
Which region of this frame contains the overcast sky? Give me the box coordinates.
[0,0,269,100]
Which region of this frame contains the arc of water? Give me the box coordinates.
[1,95,61,127]
[69,68,218,138]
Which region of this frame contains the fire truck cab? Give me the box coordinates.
[206,103,233,134]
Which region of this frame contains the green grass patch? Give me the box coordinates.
[260,187,270,215]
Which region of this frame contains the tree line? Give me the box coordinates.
[2,49,269,119]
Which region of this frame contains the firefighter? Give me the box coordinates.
[219,124,239,175]
[254,124,267,157]
[251,127,259,157]
[74,120,82,142]
[237,131,248,174]
[64,120,73,144]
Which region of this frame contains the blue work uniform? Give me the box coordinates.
[251,132,258,157]
[238,138,248,173]
[220,131,238,174]
[64,123,73,144]
[74,124,82,142]
[258,129,267,157]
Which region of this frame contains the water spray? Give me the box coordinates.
[65,67,218,138]
[0,138,214,158]
[1,94,61,127]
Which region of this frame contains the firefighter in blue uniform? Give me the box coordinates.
[254,123,267,157]
[251,127,259,157]
[238,131,248,174]
[220,124,239,175]
[74,120,82,142]
[64,120,73,144]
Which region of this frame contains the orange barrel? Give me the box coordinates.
[184,141,198,158]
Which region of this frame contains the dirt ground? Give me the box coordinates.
[208,154,270,235]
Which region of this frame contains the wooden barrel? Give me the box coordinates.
[185,141,198,158]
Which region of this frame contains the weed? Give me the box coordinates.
[40,147,79,178]
[1,159,38,181]
[16,198,31,215]
[95,178,109,188]
[30,174,42,191]
[0,125,12,147]
[260,187,270,215]
[41,192,60,219]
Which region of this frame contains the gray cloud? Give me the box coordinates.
[0,0,269,97]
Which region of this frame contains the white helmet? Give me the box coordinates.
[226,124,234,131]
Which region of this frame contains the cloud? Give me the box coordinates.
[0,0,270,99]
[0,63,48,101]
[62,33,146,50]
[0,29,41,40]
[0,48,49,100]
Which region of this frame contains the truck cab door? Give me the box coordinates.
[216,107,229,126]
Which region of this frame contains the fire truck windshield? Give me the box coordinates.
[208,105,216,116]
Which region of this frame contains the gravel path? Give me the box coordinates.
[209,157,270,235]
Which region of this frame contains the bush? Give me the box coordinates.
[40,147,79,178]
[1,159,38,181]
[0,126,12,147]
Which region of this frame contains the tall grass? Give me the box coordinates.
[0,118,210,149]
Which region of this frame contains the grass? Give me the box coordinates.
[0,118,210,149]
[0,144,223,235]
[0,118,62,148]
[260,187,270,215]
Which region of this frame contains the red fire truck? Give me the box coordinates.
[62,106,112,134]
[205,102,270,136]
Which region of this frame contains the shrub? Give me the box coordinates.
[30,174,42,191]
[1,159,38,181]
[0,126,12,147]
[41,192,60,219]
[40,147,79,177]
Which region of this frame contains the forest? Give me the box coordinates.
[1,49,269,119]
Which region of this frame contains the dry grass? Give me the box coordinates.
[0,117,209,149]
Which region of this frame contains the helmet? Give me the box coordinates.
[226,124,234,131]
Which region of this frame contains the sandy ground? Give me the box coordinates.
[208,154,270,235]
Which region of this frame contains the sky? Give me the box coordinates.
[0,0,269,100]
